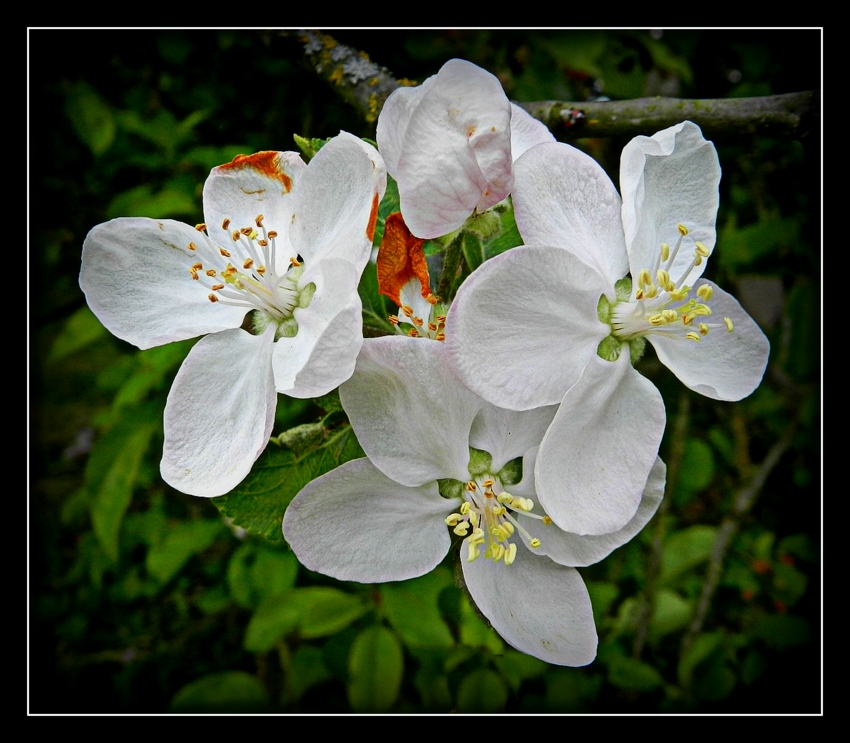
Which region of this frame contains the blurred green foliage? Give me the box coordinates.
[31,29,820,713]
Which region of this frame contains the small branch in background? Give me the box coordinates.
[633,391,691,660]
[517,92,818,141]
[262,30,410,124]
[678,419,798,659]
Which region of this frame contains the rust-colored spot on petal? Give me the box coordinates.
[219,151,293,193]
[376,212,432,306]
[366,192,380,242]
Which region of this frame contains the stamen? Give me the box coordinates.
[724,317,734,332]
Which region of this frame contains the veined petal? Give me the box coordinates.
[376,83,426,176]
[512,141,628,287]
[461,548,597,666]
[522,456,666,567]
[289,131,386,272]
[535,352,666,535]
[203,150,306,271]
[339,337,483,486]
[444,246,609,411]
[272,258,363,398]
[388,59,513,239]
[649,280,770,401]
[80,217,247,349]
[469,402,558,473]
[509,103,556,162]
[620,121,720,288]
[160,324,277,497]
[282,458,453,583]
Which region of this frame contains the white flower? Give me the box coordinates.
[80,133,386,497]
[282,337,665,666]
[376,58,554,239]
[444,121,769,535]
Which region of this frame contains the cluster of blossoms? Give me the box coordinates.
[80,59,769,667]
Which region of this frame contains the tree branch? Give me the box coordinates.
[517,92,819,141]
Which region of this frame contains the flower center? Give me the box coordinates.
[186,215,315,338]
[600,223,734,358]
[444,473,550,566]
[389,282,446,341]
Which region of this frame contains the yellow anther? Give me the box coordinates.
[257,239,269,248]
[682,313,693,325]
[223,265,238,277]
[208,293,219,303]
[221,218,231,230]
[529,538,541,549]
[669,288,688,302]
[516,498,534,512]
[188,241,198,251]
[232,230,241,242]
[467,542,481,562]
[542,516,552,525]
[504,543,517,565]
[267,230,278,239]
[239,227,252,235]
[205,269,217,277]
[637,268,652,290]
[189,268,199,280]
[194,224,206,232]
[255,214,264,226]
[694,255,703,267]
[497,493,514,505]
[699,323,709,336]
[191,262,202,271]
[686,331,701,342]
[428,322,437,332]
[697,284,714,301]
[483,479,494,488]
[435,315,446,323]
[643,284,658,299]
[388,315,400,325]
[649,314,665,326]
[211,283,224,291]
[660,242,670,261]
[677,223,689,236]
[656,269,670,287]
[490,544,505,562]
[724,317,734,332]
[407,328,420,337]
[426,293,438,305]
[445,513,461,526]
[290,257,302,267]
[233,279,244,290]
[465,481,477,492]
[484,490,495,499]
[635,289,644,300]
[220,248,231,257]
[460,502,471,515]
[492,505,506,516]
[257,266,267,275]
[695,241,710,257]
[470,528,485,543]
[243,258,254,269]
[401,304,414,318]
[435,332,446,342]
[412,316,424,327]
[662,310,679,322]
[453,522,470,536]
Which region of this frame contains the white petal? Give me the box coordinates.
[160,325,277,497]
[289,132,387,272]
[272,259,363,398]
[512,141,629,287]
[509,104,556,161]
[620,121,721,287]
[469,402,558,473]
[649,280,770,401]
[282,458,453,583]
[80,218,248,349]
[389,59,513,238]
[522,456,666,567]
[339,337,483,486]
[444,246,609,411]
[377,82,427,176]
[203,151,306,268]
[461,548,597,666]
[535,351,666,535]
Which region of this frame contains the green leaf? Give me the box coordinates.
[46,305,108,365]
[413,668,453,712]
[85,404,160,562]
[106,184,198,220]
[381,567,454,650]
[213,425,364,542]
[459,595,504,654]
[226,542,299,610]
[717,212,800,272]
[146,519,224,585]
[651,589,694,640]
[660,525,718,584]
[169,671,271,713]
[347,625,404,712]
[674,438,715,505]
[494,650,548,692]
[244,587,368,653]
[64,80,116,156]
[748,614,811,649]
[456,668,508,712]
[678,631,725,688]
[285,646,330,703]
[607,655,665,692]
[586,580,619,626]
[358,259,394,334]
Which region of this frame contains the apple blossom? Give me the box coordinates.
[282,337,665,666]
[80,133,386,497]
[444,121,769,535]
[376,58,554,239]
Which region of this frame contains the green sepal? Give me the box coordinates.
[497,457,523,486]
[629,336,647,364]
[614,276,633,302]
[596,335,622,362]
[438,478,464,500]
[597,294,612,324]
[293,133,331,161]
[276,422,326,456]
[467,448,493,478]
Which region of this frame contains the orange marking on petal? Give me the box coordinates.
[366,192,380,241]
[376,212,432,306]
[218,151,293,194]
